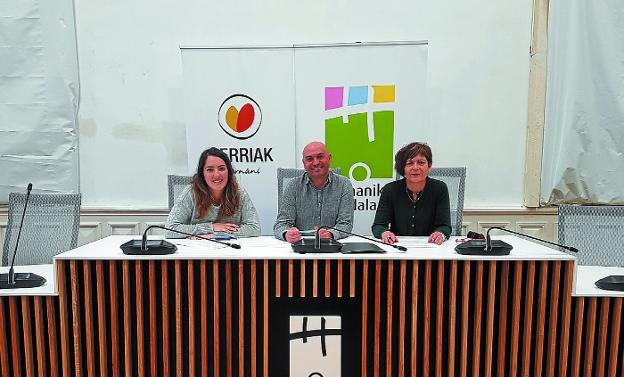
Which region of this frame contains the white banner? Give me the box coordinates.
[294,43,429,234]
[181,48,296,234]
[182,43,428,235]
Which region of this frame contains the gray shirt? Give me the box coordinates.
[165,185,260,238]
[273,171,354,240]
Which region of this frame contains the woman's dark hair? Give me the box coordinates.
[192,147,240,218]
[394,142,433,176]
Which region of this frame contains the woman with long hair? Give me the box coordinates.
[165,147,260,238]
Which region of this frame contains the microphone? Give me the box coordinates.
[318,225,405,253]
[485,226,577,253]
[0,183,47,289]
[120,225,240,255]
[455,226,578,256]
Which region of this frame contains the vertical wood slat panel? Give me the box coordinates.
[96,262,109,377]
[46,297,59,377]
[570,297,584,377]
[509,262,523,377]
[162,261,170,377]
[288,260,293,298]
[435,261,444,377]
[20,298,34,377]
[534,261,549,377]
[250,261,257,377]
[521,262,536,377]
[8,297,21,377]
[607,298,622,377]
[472,262,484,377]
[337,260,343,298]
[313,260,318,298]
[300,260,305,298]
[398,261,407,377]
[175,261,183,377]
[386,261,394,377]
[374,260,381,377]
[325,260,330,298]
[496,262,510,377]
[361,260,368,377]
[110,261,120,377]
[33,297,47,377]
[583,298,597,377]
[558,263,574,377]
[70,261,83,377]
[423,260,432,377]
[448,261,458,377]
[275,260,281,298]
[188,261,195,377]
[595,298,610,377]
[149,261,157,377]
[83,261,96,377]
[350,260,356,298]
[239,260,244,377]
[545,262,561,377]
[225,261,232,377]
[264,260,269,377]
[200,261,208,377]
[484,262,497,377]
[9,296,22,376]
[411,261,419,377]
[57,261,71,377]
[123,261,132,377]
[213,261,220,377]
[460,261,470,377]
[0,299,9,377]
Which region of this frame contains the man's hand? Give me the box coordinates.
[285,227,302,243]
[316,227,333,239]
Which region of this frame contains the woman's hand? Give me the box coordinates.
[381,230,398,244]
[428,231,446,245]
[213,223,240,233]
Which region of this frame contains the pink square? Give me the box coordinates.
[325,87,344,110]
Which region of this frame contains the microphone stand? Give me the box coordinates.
[318,225,406,253]
[485,226,578,253]
[0,183,47,290]
[120,225,240,255]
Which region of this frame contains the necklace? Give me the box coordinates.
[406,188,423,203]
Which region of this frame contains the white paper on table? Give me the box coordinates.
[395,237,438,248]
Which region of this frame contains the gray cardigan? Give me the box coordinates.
[165,185,260,238]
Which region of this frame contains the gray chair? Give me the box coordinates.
[167,175,193,210]
[276,168,341,209]
[2,192,81,266]
[428,167,466,236]
[558,204,624,266]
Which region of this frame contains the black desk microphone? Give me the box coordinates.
[120,225,241,255]
[0,183,47,289]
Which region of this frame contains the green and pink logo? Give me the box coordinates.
[324,85,396,181]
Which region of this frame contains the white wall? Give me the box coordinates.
[75,0,532,209]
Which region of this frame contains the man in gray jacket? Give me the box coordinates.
[274,141,354,243]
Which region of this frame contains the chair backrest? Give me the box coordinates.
[2,192,81,266]
[276,168,341,209]
[428,167,466,236]
[558,204,624,266]
[168,175,193,210]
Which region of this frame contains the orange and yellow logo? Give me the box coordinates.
[218,94,262,139]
